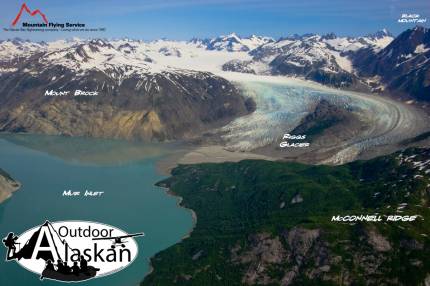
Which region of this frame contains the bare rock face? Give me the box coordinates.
[0,169,20,203]
[282,228,330,285]
[291,99,348,138]
[353,26,430,101]
[231,227,397,286]
[285,228,321,261]
[0,51,255,141]
[232,228,331,286]
[290,193,303,204]
[232,233,288,285]
[366,228,391,252]
[222,60,256,74]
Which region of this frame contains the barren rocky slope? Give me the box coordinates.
[0,40,255,141]
[0,169,20,203]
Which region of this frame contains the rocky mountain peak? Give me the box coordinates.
[381,26,429,57]
[367,28,393,39]
[89,38,111,46]
[225,32,240,39]
[206,32,274,52]
[321,32,337,40]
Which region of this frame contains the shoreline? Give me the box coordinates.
[156,145,277,175]
[145,143,278,282]
[143,183,198,281]
[0,171,21,204]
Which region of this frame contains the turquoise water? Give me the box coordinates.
[0,134,193,286]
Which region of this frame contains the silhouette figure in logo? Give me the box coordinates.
[45,260,55,271]
[63,261,72,274]
[72,261,80,276]
[79,255,88,273]
[56,259,66,274]
[4,221,102,282]
[57,259,72,274]
[40,260,55,280]
[2,232,19,260]
[41,258,100,281]
[11,221,59,261]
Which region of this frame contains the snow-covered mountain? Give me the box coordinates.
[353,26,430,99]
[1,28,428,100]
[0,38,255,141]
[325,29,393,53]
[223,30,394,87]
[206,33,274,52]
[0,30,393,81]
[0,37,254,78]
[0,38,46,60]
[1,27,429,143]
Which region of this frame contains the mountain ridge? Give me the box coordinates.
[142,147,430,285]
[0,27,428,143]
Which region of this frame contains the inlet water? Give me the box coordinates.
[0,134,193,286]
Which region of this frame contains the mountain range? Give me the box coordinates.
[0,27,428,141]
[222,27,429,98]
[1,27,428,96]
[353,26,430,100]
[0,38,255,141]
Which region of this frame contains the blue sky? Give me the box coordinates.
[0,0,429,41]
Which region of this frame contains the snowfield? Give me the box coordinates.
[0,30,393,77]
[1,31,428,164]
